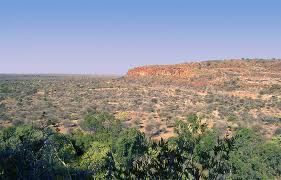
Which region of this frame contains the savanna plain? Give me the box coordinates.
[1,59,281,179]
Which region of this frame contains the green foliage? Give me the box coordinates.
[257,142,281,177]
[0,103,6,120]
[0,125,88,179]
[79,142,111,178]
[0,85,12,93]
[81,111,121,132]
[70,129,96,153]
[79,111,123,144]
[131,139,185,179]
[43,133,76,164]
[113,128,147,169]
[1,114,281,179]
[80,111,115,132]
[172,115,233,179]
[228,128,281,179]
[272,135,281,145]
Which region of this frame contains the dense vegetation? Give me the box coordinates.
[1,112,280,179]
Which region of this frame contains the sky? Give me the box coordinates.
[0,0,280,75]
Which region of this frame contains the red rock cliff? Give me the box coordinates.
[125,59,281,87]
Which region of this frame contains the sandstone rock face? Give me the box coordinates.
[126,59,281,87]
[127,64,199,78]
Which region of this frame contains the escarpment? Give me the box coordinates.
[125,59,281,87]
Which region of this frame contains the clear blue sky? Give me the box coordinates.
[0,0,280,74]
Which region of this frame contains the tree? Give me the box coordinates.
[113,128,148,172]
[0,125,81,179]
[228,128,271,179]
[79,142,112,178]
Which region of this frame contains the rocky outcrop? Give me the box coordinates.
[126,59,281,87]
[126,64,199,78]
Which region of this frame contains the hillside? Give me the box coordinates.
[125,59,281,139]
[1,59,281,141]
[1,59,281,179]
[126,59,281,88]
